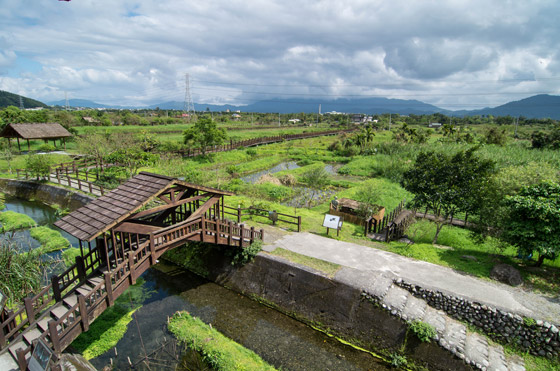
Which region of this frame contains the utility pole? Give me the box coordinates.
[65,91,70,111]
[183,73,195,122]
[19,96,24,110]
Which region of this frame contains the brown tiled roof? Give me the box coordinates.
[0,123,72,139]
[54,172,233,241]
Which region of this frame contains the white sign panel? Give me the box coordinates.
[323,214,342,230]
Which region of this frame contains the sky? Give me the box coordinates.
[0,0,559,110]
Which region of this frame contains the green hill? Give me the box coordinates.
[0,90,48,109]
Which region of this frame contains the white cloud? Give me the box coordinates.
[0,0,559,109]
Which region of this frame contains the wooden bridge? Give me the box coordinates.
[0,172,263,370]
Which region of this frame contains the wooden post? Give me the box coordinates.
[105,272,114,307]
[78,295,89,332]
[250,226,255,244]
[149,234,156,264]
[24,297,35,325]
[297,216,301,232]
[260,229,264,242]
[16,348,27,370]
[237,207,241,223]
[200,215,206,242]
[215,219,220,244]
[228,221,233,246]
[75,256,86,283]
[128,253,136,285]
[239,224,244,247]
[51,275,62,302]
[49,320,61,353]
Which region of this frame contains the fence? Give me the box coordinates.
[15,157,112,196]
[365,200,406,236]
[178,128,356,157]
[223,205,301,232]
[364,200,418,242]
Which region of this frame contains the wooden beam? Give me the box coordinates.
[130,192,212,219]
[185,195,222,222]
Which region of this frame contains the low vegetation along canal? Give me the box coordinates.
[8,197,389,370]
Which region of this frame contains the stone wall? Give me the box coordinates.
[0,179,94,211]
[395,279,560,358]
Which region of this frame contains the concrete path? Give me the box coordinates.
[263,232,560,323]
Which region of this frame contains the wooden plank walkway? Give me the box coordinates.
[0,215,261,369]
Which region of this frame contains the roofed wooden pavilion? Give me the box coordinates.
[0,172,263,366]
[0,123,72,151]
[54,172,250,273]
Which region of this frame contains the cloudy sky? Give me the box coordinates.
[1,0,559,110]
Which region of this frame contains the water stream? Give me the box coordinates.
[4,197,389,370]
[241,161,340,208]
[90,263,389,370]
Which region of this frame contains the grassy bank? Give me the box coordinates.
[169,311,277,371]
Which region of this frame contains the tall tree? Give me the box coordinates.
[183,116,227,155]
[401,148,495,243]
[501,181,560,267]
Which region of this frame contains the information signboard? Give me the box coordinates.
[28,339,53,371]
[323,214,343,235]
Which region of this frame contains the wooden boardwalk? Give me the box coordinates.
[0,173,263,370]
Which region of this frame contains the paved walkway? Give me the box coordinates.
[263,231,560,323]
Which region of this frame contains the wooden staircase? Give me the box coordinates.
[0,216,263,370]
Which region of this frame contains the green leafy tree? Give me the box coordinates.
[25,154,53,180]
[484,127,508,146]
[401,148,495,243]
[502,181,560,266]
[106,147,158,178]
[183,116,227,155]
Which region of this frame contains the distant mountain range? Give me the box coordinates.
[0,90,48,109]
[2,91,557,119]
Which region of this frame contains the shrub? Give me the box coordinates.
[25,154,53,180]
[389,353,408,368]
[231,240,263,266]
[246,148,257,157]
[409,320,437,342]
[38,143,56,152]
[0,237,48,306]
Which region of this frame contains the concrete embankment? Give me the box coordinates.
[164,245,481,370]
[0,178,94,210]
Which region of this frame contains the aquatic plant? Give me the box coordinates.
[169,311,277,371]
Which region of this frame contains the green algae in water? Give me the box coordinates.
[169,311,277,371]
[0,210,36,232]
[70,278,156,360]
[29,226,70,253]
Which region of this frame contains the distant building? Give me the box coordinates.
[288,119,301,124]
[231,113,241,121]
[352,114,365,123]
[428,122,442,128]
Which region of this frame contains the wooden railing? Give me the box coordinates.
[15,158,109,196]
[1,217,262,362]
[178,128,356,157]
[0,249,101,348]
[223,205,301,232]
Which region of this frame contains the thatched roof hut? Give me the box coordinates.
[0,123,72,151]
